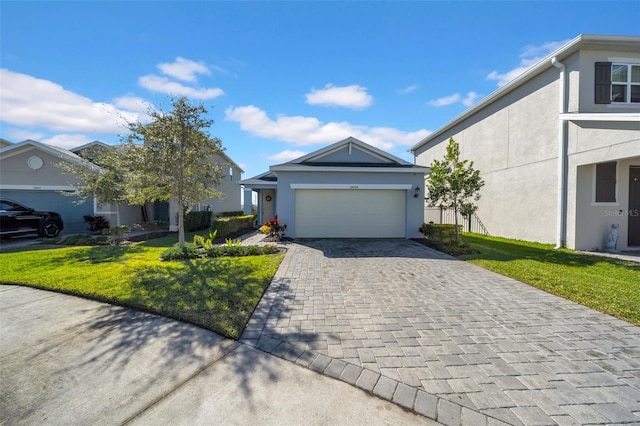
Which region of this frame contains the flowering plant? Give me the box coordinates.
[260,217,287,240]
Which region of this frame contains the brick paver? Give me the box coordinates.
[241,239,640,425]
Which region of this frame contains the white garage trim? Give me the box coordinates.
[295,189,406,238]
[1,184,75,190]
[290,183,412,190]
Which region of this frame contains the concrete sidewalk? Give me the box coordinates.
[0,285,435,425]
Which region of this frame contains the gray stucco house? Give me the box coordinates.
[241,137,429,238]
[0,139,244,234]
[411,34,640,251]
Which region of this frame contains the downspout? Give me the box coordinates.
[551,57,568,249]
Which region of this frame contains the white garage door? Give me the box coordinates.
[295,189,406,238]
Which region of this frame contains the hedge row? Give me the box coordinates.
[419,223,461,242]
[160,242,278,261]
[211,214,256,237]
[184,211,213,232]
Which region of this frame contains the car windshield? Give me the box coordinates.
[0,201,27,212]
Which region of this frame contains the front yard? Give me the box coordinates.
[0,234,284,339]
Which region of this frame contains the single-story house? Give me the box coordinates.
[240,137,429,238]
[411,34,640,251]
[0,139,243,234]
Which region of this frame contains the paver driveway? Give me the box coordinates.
[241,239,640,425]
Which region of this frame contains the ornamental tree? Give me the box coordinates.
[124,97,226,247]
[61,97,227,248]
[425,137,485,242]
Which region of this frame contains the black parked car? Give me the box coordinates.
[0,199,64,238]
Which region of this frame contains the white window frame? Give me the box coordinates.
[609,58,640,105]
[591,162,619,206]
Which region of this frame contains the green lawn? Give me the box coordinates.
[458,233,640,326]
[0,234,284,339]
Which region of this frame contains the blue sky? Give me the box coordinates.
[2,1,639,177]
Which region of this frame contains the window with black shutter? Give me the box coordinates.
[595,62,612,104]
[595,162,617,203]
[595,62,640,104]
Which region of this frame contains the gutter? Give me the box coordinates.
[551,57,568,249]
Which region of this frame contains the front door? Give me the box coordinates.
[261,190,276,224]
[629,166,640,246]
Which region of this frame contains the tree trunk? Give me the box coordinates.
[178,207,185,248]
[453,202,460,242]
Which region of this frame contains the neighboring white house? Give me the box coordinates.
[0,139,243,234]
[411,34,640,251]
[241,137,429,238]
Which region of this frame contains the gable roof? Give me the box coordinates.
[69,140,244,173]
[0,138,13,148]
[70,140,112,154]
[410,34,640,153]
[0,139,89,165]
[271,137,428,173]
[238,171,278,188]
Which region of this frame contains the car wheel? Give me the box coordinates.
[39,220,61,238]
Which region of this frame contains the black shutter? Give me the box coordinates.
[596,162,617,203]
[595,62,612,104]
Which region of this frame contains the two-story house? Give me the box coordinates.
[411,34,640,252]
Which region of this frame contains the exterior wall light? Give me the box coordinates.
[414,186,420,198]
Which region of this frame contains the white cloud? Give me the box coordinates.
[487,39,571,87]
[112,95,151,114]
[428,91,479,108]
[0,69,139,134]
[462,92,479,106]
[41,134,93,150]
[138,74,224,100]
[398,84,419,95]
[225,105,429,151]
[157,57,211,82]
[520,40,569,60]
[3,128,44,142]
[267,150,308,162]
[428,93,461,107]
[305,84,373,109]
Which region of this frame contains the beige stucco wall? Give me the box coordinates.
[0,147,82,188]
[415,65,562,244]
[577,48,640,113]
[166,154,243,231]
[567,120,640,250]
[415,48,640,249]
[199,163,242,214]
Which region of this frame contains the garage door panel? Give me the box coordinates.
[295,189,405,238]
[1,191,93,234]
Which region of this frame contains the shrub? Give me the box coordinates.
[160,243,279,261]
[261,217,287,240]
[160,242,201,261]
[217,211,244,217]
[193,229,218,250]
[205,245,279,258]
[132,221,168,231]
[103,225,130,245]
[184,210,213,232]
[83,215,110,234]
[419,223,461,242]
[211,214,256,237]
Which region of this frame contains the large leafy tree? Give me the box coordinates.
[124,97,225,247]
[426,137,484,241]
[61,97,226,247]
[59,144,130,206]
